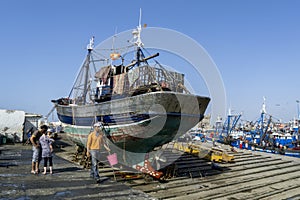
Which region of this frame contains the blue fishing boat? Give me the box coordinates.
[218,99,300,158]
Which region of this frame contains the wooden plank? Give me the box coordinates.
[167,167,300,200]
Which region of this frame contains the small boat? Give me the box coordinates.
[52,16,210,178]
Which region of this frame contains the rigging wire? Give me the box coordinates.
[68,56,89,98]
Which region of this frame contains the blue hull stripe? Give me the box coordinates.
[58,112,202,127]
[58,113,150,126]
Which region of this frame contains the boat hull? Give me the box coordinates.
[55,91,210,170]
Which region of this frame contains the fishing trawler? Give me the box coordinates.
[217,99,300,158]
[51,16,210,178]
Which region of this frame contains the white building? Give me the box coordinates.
[0,109,42,143]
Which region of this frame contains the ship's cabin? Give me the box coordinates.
[93,64,184,103]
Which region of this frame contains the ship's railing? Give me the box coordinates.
[92,65,185,102]
[112,65,184,95]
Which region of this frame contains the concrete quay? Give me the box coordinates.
[0,140,154,200]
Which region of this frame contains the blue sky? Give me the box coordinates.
[0,0,299,123]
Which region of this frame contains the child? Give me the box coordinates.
[39,129,54,174]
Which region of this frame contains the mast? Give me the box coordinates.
[297,100,300,119]
[227,108,231,137]
[260,96,266,140]
[259,96,272,145]
[224,108,241,142]
[82,36,94,104]
[132,8,144,67]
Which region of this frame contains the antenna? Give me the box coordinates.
[296,100,300,119]
[228,107,232,116]
[87,36,94,51]
[261,96,267,114]
[132,8,143,47]
[139,8,142,28]
[112,27,118,50]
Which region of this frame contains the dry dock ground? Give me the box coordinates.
[1,134,300,200]
[131,147,300,200]
[0,137,153,200]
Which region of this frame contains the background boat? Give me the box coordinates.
[216,99,300,158]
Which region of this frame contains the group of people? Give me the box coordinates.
[30,125,54,175]
[29,122,110,182]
